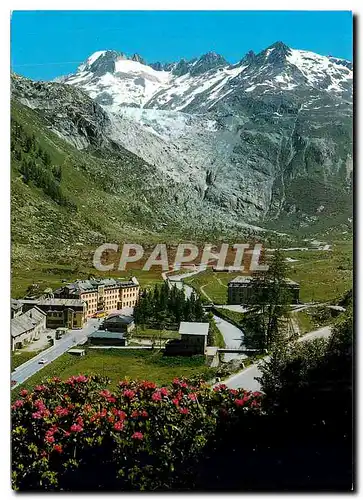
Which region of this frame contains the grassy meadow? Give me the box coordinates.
[183,240,352,305]
[12,348,215,400]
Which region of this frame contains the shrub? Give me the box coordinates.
[254,309,353,489]
[12,375,262,491]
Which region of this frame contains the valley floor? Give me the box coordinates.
[184,240,352,304]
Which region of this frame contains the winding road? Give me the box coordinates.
[11,319,99,388]
[223,325,332,391]
[212,315,245,362]
[166,269,245,360]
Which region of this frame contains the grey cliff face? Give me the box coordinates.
[12,41,353,233]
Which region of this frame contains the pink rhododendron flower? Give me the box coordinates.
[160,387,169,396]
[179,407,189,415]
[54,406,69,417]
[32,411,43,419]
[188,393,197,401]
[123,389,135,399]
[235,396,249,406]
[90,408,108,422]
[53,444,63,453]
[34,385,46,392]
[13,400,24,408]
[100,389,112,398]
[34,400,46,411]
[20,389,28,397]
[140,381,156,390]
[111,409,127,419]
[132,432,144,440]
[32,401,50,419]
[152,391,162,402]
[76,416,84,426]
[114,421,124,431]
[65,374,87,384]
[45,426,58,444]
[99,389,116,403]
[70,423,83,433]
[172,398,179,406]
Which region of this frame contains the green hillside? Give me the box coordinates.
[11,100,171,292]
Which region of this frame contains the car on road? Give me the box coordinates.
[38,358,48,365]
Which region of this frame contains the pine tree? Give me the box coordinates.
[24,135,33,153]
[42,149,51,166]
[194,296,205,322]
[242,249,293,350]
[189,292,197,321]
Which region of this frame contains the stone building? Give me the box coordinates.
[228,276,300,305]
[54,277,140,318]
[102,313,135,333]
[88,330,127,346]
[19,298,87,329]
[11,306,47,351]
[11,299,23,319]
[165,321,209,356]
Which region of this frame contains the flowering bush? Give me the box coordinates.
[12,375,263,491]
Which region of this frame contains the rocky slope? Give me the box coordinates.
[60,41,353,230]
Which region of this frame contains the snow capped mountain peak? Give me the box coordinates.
[263,41,291,63]
[267,41,291,53]
[240,50,256,65]
[61,43,352,113]
[188,51,228,76]
[286,48,352,92]
[77,50,126,75]
[131,53,146,64]
[63,51,171,109]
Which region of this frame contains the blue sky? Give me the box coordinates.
[11,10,353,81]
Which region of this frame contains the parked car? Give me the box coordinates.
[38,358,48,365]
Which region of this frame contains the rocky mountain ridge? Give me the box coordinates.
[12,41,353,242]
[61,41,352,112]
